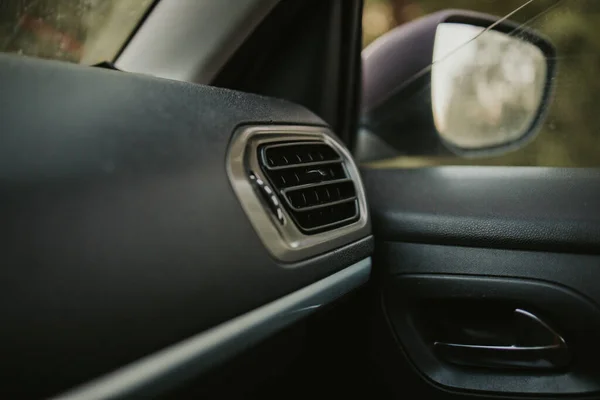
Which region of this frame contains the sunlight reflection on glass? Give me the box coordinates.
[432,23,547,149]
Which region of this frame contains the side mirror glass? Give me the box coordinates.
[432,23,548,150]
[360,10,556,159]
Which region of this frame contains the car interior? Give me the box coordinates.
[1,0,600,399]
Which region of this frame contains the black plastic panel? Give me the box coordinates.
[383,242,600,302]
[0,54,373,398]
[364,166,600,398]
[362,167,600,253]
[370,242,600,397]
[384,274,600,395]
[374,242,600,399]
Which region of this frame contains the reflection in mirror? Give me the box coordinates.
[432,23,547,150]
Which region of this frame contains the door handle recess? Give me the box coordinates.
[434,309,570,370]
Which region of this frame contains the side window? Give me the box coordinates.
[361,0,600,167]
[0,0,152,65]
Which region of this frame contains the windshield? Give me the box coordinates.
[0,0,154,64]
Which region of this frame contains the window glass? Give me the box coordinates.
[363,0,600,167]
[0,0,153,64]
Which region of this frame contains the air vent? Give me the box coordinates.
[227,125,369,262]
[259,142,359,234]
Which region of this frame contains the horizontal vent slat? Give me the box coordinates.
[267,164,346,189]
[286,197,356,212]
[258,140,359,234]
[263,143,340,169]
[264,159,342,171]
[294,201,358,231]
[284,181,357,211]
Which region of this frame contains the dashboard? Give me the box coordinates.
[0,54,373,398]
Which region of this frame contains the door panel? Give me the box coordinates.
[363,167,600,253]
[362,166,600,398]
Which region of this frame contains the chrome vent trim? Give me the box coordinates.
[226,125,370,263]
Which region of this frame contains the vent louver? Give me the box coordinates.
[259,141,359,234]
[227,125,369,261]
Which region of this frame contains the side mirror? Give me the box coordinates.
[361,10,556,158]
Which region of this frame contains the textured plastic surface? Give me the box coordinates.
[364,166,600,397]
[362,167,600,253]
[0,54,372,398]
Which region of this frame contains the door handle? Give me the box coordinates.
[434,309,570,370]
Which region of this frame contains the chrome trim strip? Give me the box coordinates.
[227,125,370,263]
[54,258,372,400]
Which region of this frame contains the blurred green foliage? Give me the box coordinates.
[364,0,600,167]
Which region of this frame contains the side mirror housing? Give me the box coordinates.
[361,9,556,158]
